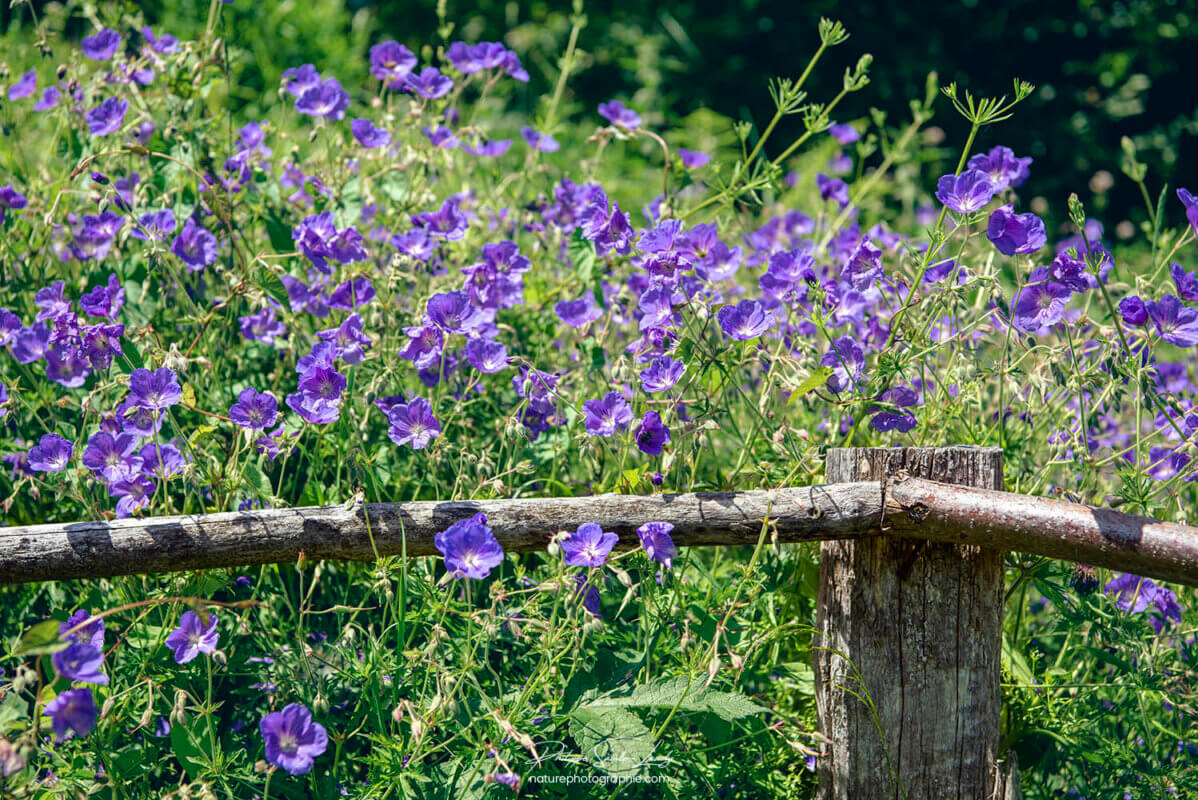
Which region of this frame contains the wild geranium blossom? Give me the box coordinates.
[27,434,74,472]
[637,522,677,569]
[43,689,98,742]
[386,397,442,449]
[229,387,280,430]
[259,704,328,776]
[582,392,633,437]
[165,611,220,664]
[987,205,1047,255]
[935,169,995,214]
[561,523,619,567]
[435,513,504,579]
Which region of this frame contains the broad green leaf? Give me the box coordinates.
[788,366,833,404]
[569,706,659,777]
[12,619,67,657]
[255,268,290,308]
[583,675,769,722]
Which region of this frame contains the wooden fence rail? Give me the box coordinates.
[5,445,1198,800]
[3,473,1196,586]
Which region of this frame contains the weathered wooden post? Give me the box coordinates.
[816,446,1012,799]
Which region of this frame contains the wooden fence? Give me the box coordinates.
[4,446,1198,798]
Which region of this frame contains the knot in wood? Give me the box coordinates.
[905,501,930,523]
[806,505,823,519]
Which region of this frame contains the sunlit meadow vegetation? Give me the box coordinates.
[1,1,1197,797]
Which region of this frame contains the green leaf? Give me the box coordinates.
[775,661,816,695]
[119,339,146,373]
[569,706,659,777]
[170,720,209,781]
[583,675,769,722]
[12,619,67,657]
[788,366,833,404]
[255,268,290,308]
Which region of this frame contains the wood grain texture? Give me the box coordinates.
[0,482,884,584]
[886,477,1198,587]
[816,446,1009,800]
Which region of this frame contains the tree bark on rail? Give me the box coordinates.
[0,483,884,584]
[815,446,1013,800]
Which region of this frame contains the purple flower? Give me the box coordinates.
[82,29,121,60]
[678,149,710,169]
[60,609,105,650]
[582,392,634,437]
[1177,188,1198,235]
[27,434,74,472]
[43,689,98,742]
[427,291,485,335]
[435,513,504,579]
[143,26,179,54]
[1170,262,1198,302]
[554,294,603,328]
[1104,573,1183,633]
[164,611,219,664]
[7,69,36,101]
[351,118,391,148]
[82,432,142,482]
[561,523,618,567]
[598,100,641,130]
[520,127,560,153]
[138,442,187,481]
[295,78,350,119]
[405,67,453,99]
[423,126,459,149]
[462,138,512,158]
[293,212,368,271]
[12,323,51,364]
[0,185,29,221]
[637,522,676,569]
[171,217,219,270]
[52,642,109,685]
[131,209,177,241]
[86,97,129,136]
[578,187,634,257]
[328,277,375,309]
[967,146,1032,191]
[282,64,322,97]
[399,324,444,370]
[129,367,183,410]
[260,703,328,776]
[109,475,155,517]
[239,307,287,345]
[386,397,442,450]
[230,387,280,430]
[987,205,1047,256]
[635,410,671,455]
[717,299,773,341]
[640,356,685,393]
[870,386,919,433]
[828,122,860,144]
[369,41,417,89]
[935,169,995,214]
[1147,295,1198,347]
[464,338,508,373]
[79,274,125,319]
[34,86,61,111]
[34,280,71,321]
[821,337,866,394]
[1012,280,1071,333]
[1120,296,1148,326]
[413,198,469,241]
[447,41,508,73]
[816,173,849,207]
